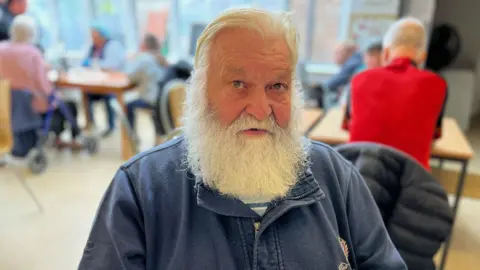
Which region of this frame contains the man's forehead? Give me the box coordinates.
[221,63,292,76]
[211,28,291,61]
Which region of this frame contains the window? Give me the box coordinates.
[57,0,91,52]
[311,0,343,64]
[27,0,57,49]
[25,0,355,73]
[170,0,288,61]
[92,0,138,52]
[289,0,310,61]
[135,0,170,55]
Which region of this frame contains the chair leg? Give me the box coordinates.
[11,167,44,212]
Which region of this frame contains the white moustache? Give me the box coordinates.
[228,115,280,134]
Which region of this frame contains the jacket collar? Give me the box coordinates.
[196,166,325,219]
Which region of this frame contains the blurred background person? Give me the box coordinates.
[0,0,27,41]
[339,40,383,106]
[82,22,126,138]
[342,17,448,169]
[360,39,383,71]
[0,14,51,157]
[124,33,165,140]
[321,40,363,108]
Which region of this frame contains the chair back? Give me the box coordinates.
[0,80,12,154]
[168,84,186,128]
[160,80,186,134]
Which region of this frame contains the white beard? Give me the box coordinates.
[182,70,310,201]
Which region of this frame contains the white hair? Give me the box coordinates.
[9,15,37,44]
[382,17,426,50]
[194,8,299,70]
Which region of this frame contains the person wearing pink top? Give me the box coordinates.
[0,14,54,157]
[0,14,52,113]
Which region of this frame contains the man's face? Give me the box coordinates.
[183,26,308,200]
[363,51,382,69]
[91,30,105,48]
[206,27,293,132]
[9,0,27,15]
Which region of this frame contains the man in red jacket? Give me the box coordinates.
[342,17,448,169]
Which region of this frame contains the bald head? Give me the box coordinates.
[382,17,426,64]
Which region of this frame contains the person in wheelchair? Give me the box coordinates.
[0,15,51,158]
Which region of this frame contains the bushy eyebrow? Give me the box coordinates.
[220,64,292,81]
[220,64,245,76]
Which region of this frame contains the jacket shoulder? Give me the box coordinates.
[122,136,185,169]
[308,140,356,196]
[119,137,191,187]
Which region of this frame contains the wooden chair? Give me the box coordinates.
[160,80,186,136]
[0,80,43,212]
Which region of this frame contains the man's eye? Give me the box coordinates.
[232,80,246,89]
[270,83,288,91]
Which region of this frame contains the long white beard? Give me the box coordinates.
[182,70,310,201]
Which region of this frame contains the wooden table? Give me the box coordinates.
[309,107,474,270]
[54,70,136,160]
[301,108,323,135]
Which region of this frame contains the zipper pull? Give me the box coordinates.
[254,221,261,232]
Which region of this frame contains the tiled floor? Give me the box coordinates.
[0,110,479,270]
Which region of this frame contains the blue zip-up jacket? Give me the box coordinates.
[78,137,406,270]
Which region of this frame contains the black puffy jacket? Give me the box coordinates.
[335,143,453,270]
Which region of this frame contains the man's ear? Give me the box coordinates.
[417,50,427,65]
[382,48,390,64]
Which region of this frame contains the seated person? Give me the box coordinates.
[124,34,165,138]
[78,8,406,270]
[320,40,363,108]
[358,39,383,72]
[0,15,51,157]
[339,40,383,106]
[342,17,448,169]
[82,22,126,137]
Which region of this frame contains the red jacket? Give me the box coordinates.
[342,57,448,169]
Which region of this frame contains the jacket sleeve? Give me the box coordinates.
[78,169,146,270]
[345,166,407,270]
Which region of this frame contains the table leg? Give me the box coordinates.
[438,160,469,270]
[82,91,91,130]
[439,159,445,169]
[114,93,136,160]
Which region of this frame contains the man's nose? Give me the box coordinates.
[245,88,272,121]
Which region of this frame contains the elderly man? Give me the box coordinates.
[0,0,27,41]
[320,41,363,108]
[342,17,448,169]
[78,8,406,270]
